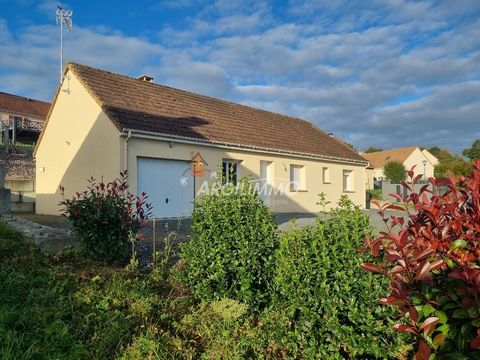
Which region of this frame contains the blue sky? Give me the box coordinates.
[1,0,479,154]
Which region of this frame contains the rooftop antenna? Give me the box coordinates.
[56,5,73,83]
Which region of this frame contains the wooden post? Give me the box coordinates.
[152,218,156,270]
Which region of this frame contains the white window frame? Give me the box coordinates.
[290,164,305,191]
[222,160,239,184]
[322,167,330,184]
[343,170,354,192]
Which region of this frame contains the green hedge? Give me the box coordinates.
[179,178,278,310]
[272,200,407,358]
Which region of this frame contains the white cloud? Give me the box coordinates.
[1,0,480,153]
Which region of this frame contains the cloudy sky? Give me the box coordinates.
[1,0,479,154]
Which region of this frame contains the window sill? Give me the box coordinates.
[290,189,308,193]
[323,182,331,184]
[343,190,355,193]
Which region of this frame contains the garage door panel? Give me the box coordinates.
[137,157,193,218]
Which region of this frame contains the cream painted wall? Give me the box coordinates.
[422,149,439,167]
[404,148,435,179]
[127,137,366,213]
[35,70,122,214]
[365,168,375,190]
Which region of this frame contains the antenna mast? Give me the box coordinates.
[56,6,73,83]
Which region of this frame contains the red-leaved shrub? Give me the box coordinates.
[362,160,480,359]
[60,171,151,263]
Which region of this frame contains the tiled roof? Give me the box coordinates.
[0,92,50,119]
[1,156,35,181]
[361,147,417,168]
[69,62,367,164]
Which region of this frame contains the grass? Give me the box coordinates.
[0,221,283,359]
[0,221,188,359]
[0,219,409,359]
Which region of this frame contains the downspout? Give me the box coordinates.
[123,129,132,173]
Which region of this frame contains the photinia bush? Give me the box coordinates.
[362,160,480,359]
[60,171,151,264]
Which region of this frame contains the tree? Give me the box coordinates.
[462,139,480,161]
[364,147,383,153]
[383,161,407,183]
[427,146,471,177]
[435,157,471,177]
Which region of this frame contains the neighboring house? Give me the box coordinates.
[362,146,439,188]
[0,92,49,212]
[1,156,36,212]
[0,92,49,145]
[35,62,368,217]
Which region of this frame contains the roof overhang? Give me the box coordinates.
[120,128,369,167]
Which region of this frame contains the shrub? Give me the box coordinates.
[384,160,407,183]
[273,198,406,358]
[316,191,331,213]
[60,172,151,264]
[362,161,480,359]
[367,188,383,200]
[179,177,278,310]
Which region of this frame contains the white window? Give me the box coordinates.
[290,165,305,191]
[343,170,354,192]
[222,160,238,184]
[322,167,330,183]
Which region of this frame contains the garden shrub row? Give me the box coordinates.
[180,177,408,358]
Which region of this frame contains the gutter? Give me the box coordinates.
[120,128,368,167]
[123,129,132,172]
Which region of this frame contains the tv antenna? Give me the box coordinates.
[56,6,73,83]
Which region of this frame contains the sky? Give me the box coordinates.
[0,0,479,155]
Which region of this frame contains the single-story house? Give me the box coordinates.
[362,146,439,188]
[35,62,368,217]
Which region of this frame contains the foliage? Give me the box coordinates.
[272,198,407,358]
[365,146,384,153]
[428,146,471,177]
[0,222,287,359]
[179,176,278,310]
[463,139,480,161]
[60,172,151,264]
[435,157,472,177]
[367,188,383,200]
[315,191,331,213]
[384,160,407,183]
[362,161,480,359]
[175,299,254,358]
[0,222,174,359]
[150,222,177,290]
